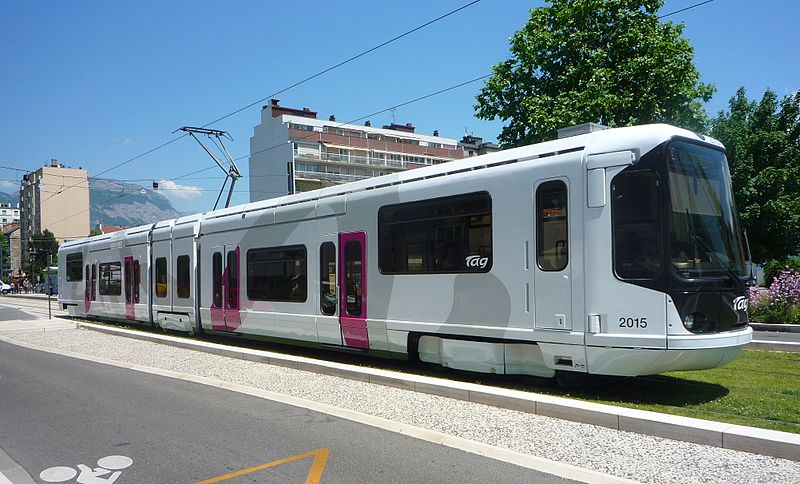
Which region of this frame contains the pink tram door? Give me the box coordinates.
[211,245,241,331]
[339,232,368,349]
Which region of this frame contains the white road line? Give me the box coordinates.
[0,334,634,484]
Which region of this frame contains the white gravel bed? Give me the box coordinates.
[6,327,800,484]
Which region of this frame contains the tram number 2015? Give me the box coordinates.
[618,317,647,329]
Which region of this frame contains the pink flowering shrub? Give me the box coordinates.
[749,269,800,324]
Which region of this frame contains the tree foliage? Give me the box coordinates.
[711,88,800,263]
[29,229,59,280]
[475,0,715,146]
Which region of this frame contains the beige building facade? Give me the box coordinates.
[19,160,90,253]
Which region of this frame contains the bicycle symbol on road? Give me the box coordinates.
[39,455,133,484]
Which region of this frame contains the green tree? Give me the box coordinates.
[29,229,60,282]
[711,88,800,263]
[475,0,715,146]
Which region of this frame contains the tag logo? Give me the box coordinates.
[732,296,748,312]
[465,255,489,269]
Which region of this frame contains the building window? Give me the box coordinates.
[98,262,122,296]
[155,257,167,298]
[247,246,307,302]
[66,253,83,281]
[536,181,569,271]
[378,192,492,274]
[177,255,190,299]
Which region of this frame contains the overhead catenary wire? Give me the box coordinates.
[39,73,493,229]
[659,0,714,19]
[31,1,482,206]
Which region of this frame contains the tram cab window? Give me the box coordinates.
[378,192,492,274]
[66,253,83,281]
[155,257,168,298]
[176,255,190,299]
[536,181,569,271]
[320,242,336,316]
[612,170,663,279]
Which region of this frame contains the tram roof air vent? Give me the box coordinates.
[557,122,608,139]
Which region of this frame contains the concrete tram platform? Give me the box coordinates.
[31,319,792,463]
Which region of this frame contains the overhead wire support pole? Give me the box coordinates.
[175,126,242,210]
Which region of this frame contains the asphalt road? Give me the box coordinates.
[0,340,574,484]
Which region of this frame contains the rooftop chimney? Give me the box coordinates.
[329,115,336,122]
[365,120,371,127]
[433,130,439,136]
[50,158,58,167]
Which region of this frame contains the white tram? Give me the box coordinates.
[58,124,753,378]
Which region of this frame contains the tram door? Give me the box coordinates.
[534,179,573,330]
[210,245,241,331]
[339,232,368,349]
[123,256,139,320]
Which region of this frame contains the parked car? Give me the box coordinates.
[0,282,11,295]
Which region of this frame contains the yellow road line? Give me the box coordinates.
[196,448,329,484]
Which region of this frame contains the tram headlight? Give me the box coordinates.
[683,314,695,330]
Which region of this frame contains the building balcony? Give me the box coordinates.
[294,150,407,170]
[295,170,371,185]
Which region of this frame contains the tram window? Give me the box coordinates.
[155,257,168,298]
[85,265,91,300]
[66,253,83,281]
[344,241,363,317]
[320,242,336,315]
[91,264,96,301]
[227,250,239,309]
[612,170,663,279]
[378,192,492,274]
[247,246,307,302]
[176,255,190,299]
[536,181,569,271]
[133,260,140,303]
[212,252,223,308]
[98,262,122,296]
[124,260,132,304]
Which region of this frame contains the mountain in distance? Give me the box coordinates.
[0,192,18,205]
[0,178,184,227]
[89,178,182,226]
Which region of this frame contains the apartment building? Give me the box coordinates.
[0,203,20,226]
[248,99,465,202]
[19,160,90,249]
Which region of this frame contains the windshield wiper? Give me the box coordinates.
[684,209,743,285]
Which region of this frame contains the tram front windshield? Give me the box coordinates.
[667,141,747,279]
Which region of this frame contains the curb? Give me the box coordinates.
[74,320,800,462]
[750,323,800,333]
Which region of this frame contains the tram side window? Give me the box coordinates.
[176,255,190,299]
[155,257,168,298]
[320,242,336,316]
[66,253,83,281]
[247,246,307,302]
[133,260,140,303]
[536,181,569,271]
[98,262,122,296]
[378,192,492,274]
[212,252,223,308]
[91,264,97,301]
[612,170,663,279]
[227,250,239,309]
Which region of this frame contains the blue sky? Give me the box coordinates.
[1,0,798,214]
